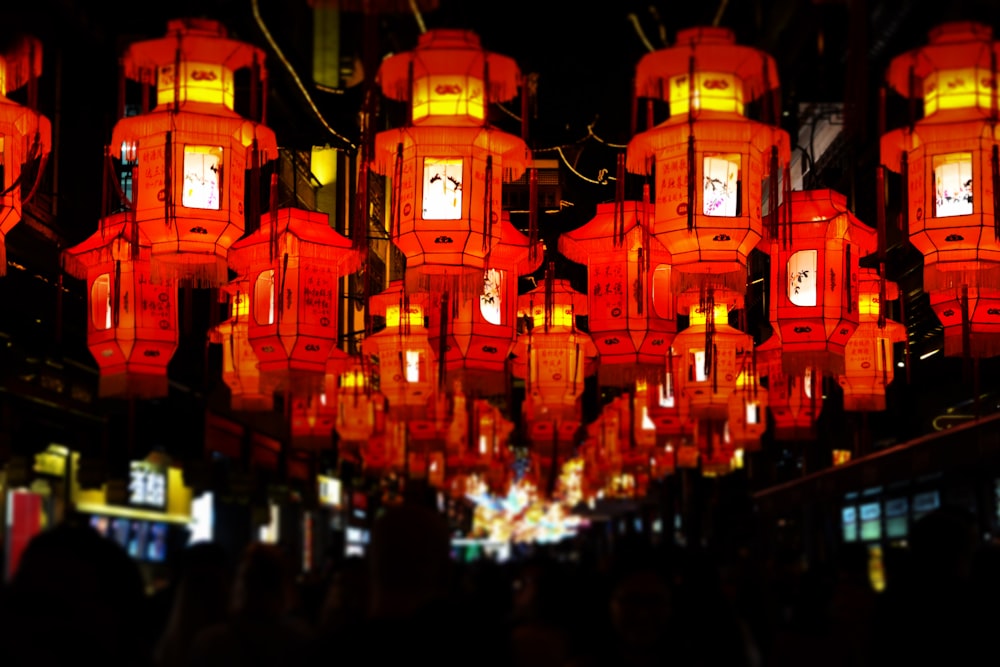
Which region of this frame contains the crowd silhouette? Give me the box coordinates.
[0,503,995,667]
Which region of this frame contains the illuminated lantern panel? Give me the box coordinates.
[0,37,52,277]
[111,18,278,286]
[759,333,823,441]
[209,283,273,411]
[62,215,179,398]
[335,361,385,448]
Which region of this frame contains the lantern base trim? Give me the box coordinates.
[781,350,844,376]
[671,266,747,295]
[98,372,169,399]
[405,266,485,300]
[230,395,274,412]
[596,363,666,388]
[151,254,229,288]
[943,331,1000,359]
[924,263,1000,292]
[843,395,887,412]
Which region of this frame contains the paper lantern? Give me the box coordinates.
[767,189,877,375]
[335,359,385,451]
[758,332,823,441]
[627,26,791,294]
[838,269,908,411]
[62,213,178,398]
[289,390,336,451]
[672,290,753,420]
[0,37,51,276]
[362,281,436,418]
[881,21,1000,357]
[110,18,278,286]
[444,392,515,481]
[727,346,767,452]
[372,29,529,296]
[227,207,360,393]
[209,280,273,411]
[559,199,676,386]
[427,213,542,391]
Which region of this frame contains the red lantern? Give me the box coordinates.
[839,268,907,411]
[427,213,542,391]
[727,346,767,452]
[289,390,336,451]
[558,198,676,386]
[209,280,273,411]
[372,29,529,297]
[110,18,278,286]
[62,214,178,398]
[0,37,51,276]
[758,332,823,441]
[362,281,436,418]
[335,358,385,456]
[768,189,877,375]
[627,27,790,294]
[882,21,1000,357]
[227,207,360,393]
[444,392,514,483]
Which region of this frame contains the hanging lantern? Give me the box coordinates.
[672,289,752,421]
[372,29,529,297]
[427,212,542,392]
[0,37,51,276]
[362,281,436,418]
[110,18,278,286]
[768,189,877,375]
[62,214,178,398]
[882,21,1000,358]
[209,280,273,411]
[289,389,336,451]
[627,26,791,294]
[758,332,823,441]
[839,268,908,411]
[727,346,767,452]
[559,198,676,386]
[335,358,385,459]
[444,392,514,483]
[227,207,360,393]
[695,419,737,477]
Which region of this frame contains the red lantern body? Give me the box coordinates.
[559,200,676,386]
[759,333,823,440]
[627,27,790,294]
[335,360,385,451]
[0,38,51,275]
[427,214,542,391]
[881,22,1000,357]
[839,269,907,411]
[372,30,529,295]
[768,189,877,375]
[110,18,278,286]
[227,207,359,392]
[444,393,514,482]
[62,213,178,398]
[210,281,273,411]
[727,347,767,451]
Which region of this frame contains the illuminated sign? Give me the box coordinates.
[129,461,167,511]
[318,475,342,508]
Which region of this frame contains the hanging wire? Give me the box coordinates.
[627,13,657,53]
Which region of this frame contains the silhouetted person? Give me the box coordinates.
[0,521,149,667]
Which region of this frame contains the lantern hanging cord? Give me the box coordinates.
[627,13,656,53]
[409,0,428,34]
[251,0,356,151]
[712,0,730,27]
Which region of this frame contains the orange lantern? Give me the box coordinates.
[727,346,767,452]
[839,269,908,411]
[362,281,436,418]
[0,37,51,276]
[110,18,278,286]
[768,189,877,375]
[559,198,676,386]
[209,280,273,411]
[372,29,529,296]
[227,207,360,393]
[882,21,1000,357]
[289,390,336,451]
[62,214,178,398]
[627,26,791,294]
[335,358,385,457]
[672,290,752,421]
[427,213,542,391]
[758,332,823,441]
[444,391,515,482]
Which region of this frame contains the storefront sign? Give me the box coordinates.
[129,461,167,510]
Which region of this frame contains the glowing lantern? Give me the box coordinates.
[227,207,359,393]
[727,346,767,452]
[372,29,529,296]
[627,26,791,294]
[110,18,278,286]
[881,21,1000,357]
[62,214,178,398]
[768,189,877,375]
[758,332,823,440]
[289,390,336,451]
[558,198,676,386]
[362,281,436,418]
[672,290,752,420]
[444,390,515,481]
[839,269,907,411]
[0,37,51,276]
[335,359,385,456]
[427,213,542,391]
[209,280,273,411]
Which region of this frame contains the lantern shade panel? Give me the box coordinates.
[758,332,823,441]
[209,281,274,411]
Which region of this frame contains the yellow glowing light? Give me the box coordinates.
[669,71,744,116]
[231,291,249,318]
[157,61,235,110]
[923,68,994,115]
[385,303,424,328]
[687,302,730,326]
[527,305,575,328]
[412,74,485,122]
[832,449,852,466]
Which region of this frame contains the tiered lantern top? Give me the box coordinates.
[633,27,780,118]
[121,18,267,114]
[886,22,999,118]
[518,279,588,330]
[377,29,522,126]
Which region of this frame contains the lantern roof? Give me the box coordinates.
[0,36,43,98]
[372,125,529,180]
[885,21,998,98]
[228,207,361,275]
[517,278,589,317]
[633,26,780,104]
[368,280,429,317]
[857,267,899,301]
[490,213,544,276]
[61,212,144,280]
[777,189,877,254]
[558,199,668,265]
[377,28,522,104]
[121,18,267,82]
